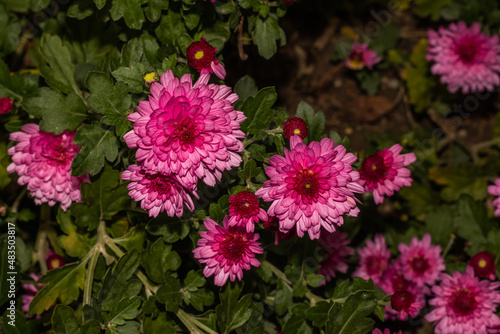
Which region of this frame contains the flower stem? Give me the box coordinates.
[176,309,219,334]
[442,233,456,258]
[83,246,100,307]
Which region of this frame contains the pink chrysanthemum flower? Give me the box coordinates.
[255,136,363,240]
[121,164,196,218]
[427,21,500,94]
[468,251,497,280]
[317,231,354,284]
[488,178,500,217]
[425,267,500,334]
[353,234,391,285]
[186,37,225,80]
[358,144,416,204]
[22,273,43,316]
[123,70,245,188]
[345,43,382,70]
[282,117,308,140]
[228,191,268,233]
[193,217,263,286]
[390,290,424,321]
[263,216,296,245]
[0,97,13,114]
[7,124,89,211]
[398,234,445,289]
[372,329,402,334]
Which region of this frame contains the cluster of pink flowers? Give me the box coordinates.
[122,70,246,217]
[427,21,500,94]
[7,124,89,211]
[355,234,500,333]
[358,144,416,204]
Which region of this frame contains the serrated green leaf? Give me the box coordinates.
[305,301,330,328]
[86,72,132,136]
[404,39,435,113]
[141,238,170,284]
[189,288,215,311]
[209,203,224,222]
[295,101,325,143]
[274,283,293,316]
[216,284,253,334]
[184,270,206,292]
[252,16,280,60]
[240,87,277,134]
[143,312,177,334]
[22,87,87,134]
[145,219,190,242]
[238,159,262,182]
[326,291,376,334]
[155,10,185,47]
[71,122,119,177]
[29,261,87,315]
[415,0,452,20]
[51,305,80,334]
[425,205,455,247]
[453,195,489,254]
[2,309,34,334]
[35,34,80,95]
[57,209,95,258]
[104,296,141,326]
[156,276,182,312]
[67,0,95,19]
[110,0,147,30]
[111,63,147,94]
[428,166,488,202]
[234,75,258,107]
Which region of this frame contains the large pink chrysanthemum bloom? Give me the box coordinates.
[397,234,445,289]
[425,267,500,334]
[317,231,354,284]
[353,234,391,286]
[193,217,263,286]
[487,179,500,217]
[7,124,89,211]
[123,70,245,188]
[121,164,196,218]
[358,144,416,204]
[345,43,382,70]
[255,135,363,240]
[372,329,402,334]
[427,21,500,94]
[228,190,268,233]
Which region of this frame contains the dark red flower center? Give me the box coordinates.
[365,255,386,276]
[283,117,308,140]
[220,232,248,262]
[409,255,429,274]
[469,251,496,279]
[359,152,388,184]
[230,191,260,218]
[450,288,477,316]
[391,274,410,292]
[391,290,415,312]
[39,133,78,166]
[146,174,173,196]
[293,169,320,199]
[455,36,480,64]
[174,117,198,146]
[186,37,217,72]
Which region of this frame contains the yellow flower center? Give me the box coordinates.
[195,50,204,60]
[294,128,301,135]
[478,259,487,268]
[348,59,364,70]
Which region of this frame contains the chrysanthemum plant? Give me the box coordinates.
[1,0,500,334]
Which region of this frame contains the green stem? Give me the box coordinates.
[442,233,456,258]
[83,246,100,307]
[176,309,202,333]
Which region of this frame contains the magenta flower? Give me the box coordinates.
[426,267,500,334]
[398,234,445,289]
[317,231,354,284]
[22,273,43,316]
[282,117,308,140]
[228,191,268,233]
[123,70,245,188]
[488,178,500,217]
[468,251,497,280]
[427,21,500,94]
[0,97,13,114]
[353,234,391,285]
[186,37,225,79]
[345,43,382,70]
[193,217,263,286]
[390,290,424,321]
[372,329,402,334]
[7,124,89,211]
[46,249,65,270]
[121,164,196,218]
[358,144,416,204]
[255,136,363,240]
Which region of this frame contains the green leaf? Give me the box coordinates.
[141,238,180,284]
[189,288,215,312]
[51,305,80,334]
[209,203,224,222]
[234,75,258,106]
[155,10,185,48]
[22,87,88,135]
[326,291,377,334]
[0,142,12,190]
[295,101,325,143]
[274,283,293,316]
[71,122,119,177]
[156,276,182,312]
[306,273,324,288]
[111,63,146,94]
[252,16,280,60]
[403,39,435,113]
[424,205,455,248]
[35,34,80,95]
[355,71,381,95]
[2,309,35,334]
[305,301,331,328]
[238,159,263,181]
[67,0,95,19]
[415,0,452,20]
[184,270,206,292]
[145,219,190,242]
[143,312,177,334]
[216,284,253,334]
[86,72,132,136]
[240,87,277,134]
[428,166,488,202]
[57,209,95,258]
[110,0,147,30]
[100,251,142,311]
[104,296,142,326]
[453,195,489,254]
[29,261,87,315]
